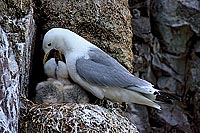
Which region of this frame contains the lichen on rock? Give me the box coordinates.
[0,25,20,133]
[35,0,133,71]
[20,98,139,133]
[0,0,35,132]
[129,0,200,132]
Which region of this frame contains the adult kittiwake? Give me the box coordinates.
[43,28,161,109]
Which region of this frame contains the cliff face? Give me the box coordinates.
[0,0,200,132]
[34,0,133,69]
[0,0,35,132]
[0,0,138,132]
[29,0,134,99]
[129,0,200,132]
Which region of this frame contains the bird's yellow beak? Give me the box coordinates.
[43,49,64,64]
[43,51,50,64]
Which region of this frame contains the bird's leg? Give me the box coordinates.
[94,98,106,107]
[120,102,128,112]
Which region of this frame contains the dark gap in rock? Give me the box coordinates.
[28,0,48,100]
[28,29,47,100]
[184,35,200,132]
[27,0,98,103]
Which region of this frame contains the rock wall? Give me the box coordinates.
[0,0,35,132]
[19,98,139,132]
[29,0,134,99]
[1,0,200,132]
[34,0,133,70]
[129,0,200,132]
[0,0,138,132]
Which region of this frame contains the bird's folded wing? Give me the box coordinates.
[76,48,156,94]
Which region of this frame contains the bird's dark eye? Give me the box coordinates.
[48,43,51,46]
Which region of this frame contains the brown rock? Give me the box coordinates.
[35,0,133,71]
[0,0,35,132]
[129,0,200,132]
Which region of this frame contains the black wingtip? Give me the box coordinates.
[155,91,182,104]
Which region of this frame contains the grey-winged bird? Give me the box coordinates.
[36,58,89,104]
[42,28,162,109]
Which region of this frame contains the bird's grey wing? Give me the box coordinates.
[76,48,156,94]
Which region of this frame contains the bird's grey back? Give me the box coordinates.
[76,48,153,94]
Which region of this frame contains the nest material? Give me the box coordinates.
[20,98,139,133]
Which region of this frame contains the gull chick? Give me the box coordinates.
[41,58,90,104]
[44,58,70,85]
[35,80,64,104]
[35,79,90,104]
[43,28,161,109]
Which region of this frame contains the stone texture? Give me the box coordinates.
[0,0,138,132]
[126,104,151,133]
[0,24,20,133]
[19,98,139,133]
[34,0,133,71]
[156,104,191,133]
[129,0,200,132]
[2,0,200,132]
[0,0,35,132]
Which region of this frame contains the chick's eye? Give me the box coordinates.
[48,43,51,46]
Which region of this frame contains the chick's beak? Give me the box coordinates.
[54,50,63,64]
[43,49,65,64]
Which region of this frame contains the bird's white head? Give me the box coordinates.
[43,28,69,55]
[43,28,92,55]
[42,28,93,64]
